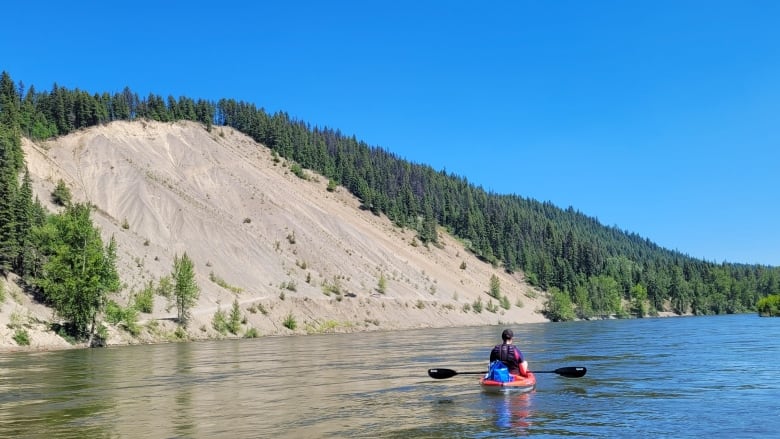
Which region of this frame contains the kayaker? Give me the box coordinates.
[490,329,529,377]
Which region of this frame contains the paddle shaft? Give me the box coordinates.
[428,366,586,379]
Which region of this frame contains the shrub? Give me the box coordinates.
[228,300,242,334]
[209,271,243,294]
[244,327,259,338]
[174,326,188,339]
[757,294,780,317]
[283,313,297,330]
[544,287,576,322]
[472,297,483,313]
[290,162,306,179]
[51,179,72,206]
[134,282,155,313]
[13,329,30,346]
[105,301,125,324]
[212,308,229,335]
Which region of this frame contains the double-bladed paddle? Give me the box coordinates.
[427,366,587,379]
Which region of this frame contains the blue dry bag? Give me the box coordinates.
[487,360,512,382]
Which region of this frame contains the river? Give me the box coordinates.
[1,314,778,438]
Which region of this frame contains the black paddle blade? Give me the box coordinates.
[553,366,587,378]
[428,368,458,379]
[428,368,488,379]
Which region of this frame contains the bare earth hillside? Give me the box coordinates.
[1,120,547,350]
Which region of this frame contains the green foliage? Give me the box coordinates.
[489,274,501,299]
[485,300,499,313]
[377,273,387,294]
[157,275,173,300]
[172,252,199,327]
[326,179,338,192]
[322,276,343,296]
[134,281,155,313]
[209,271,243,293]
[104,300,140,335]
[244,327,259,338]
[544,287,576,322]
[1,70,778,322]
[13,329,30,346]
[472,297,483,313]
[212,308,229,335]
[290,162,306,179]
[51,179,71,207]
[31,204,120,339]
[629,283,648,318]
[282,313,297,330]
[500,294,511,310]
[228,299,242,334]
[104,301,125,324]
[757,294,780,317]
[174,326,188,340]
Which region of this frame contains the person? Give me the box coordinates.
[490,328,529,377]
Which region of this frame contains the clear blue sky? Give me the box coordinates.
[2,1,779,266]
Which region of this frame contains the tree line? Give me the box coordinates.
[1,71,778,325]
[0,72,201,342]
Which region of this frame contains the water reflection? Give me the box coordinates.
[484,392,533,434]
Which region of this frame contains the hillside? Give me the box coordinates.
[0,120,547,350]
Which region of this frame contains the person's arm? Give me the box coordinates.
[516,349,529,377]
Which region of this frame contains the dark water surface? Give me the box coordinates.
[1,314,778,438]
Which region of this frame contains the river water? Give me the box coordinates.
[1,314,778,438]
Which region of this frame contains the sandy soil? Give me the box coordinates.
[1,120,549,351]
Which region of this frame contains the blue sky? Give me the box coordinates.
[2,1,778,266]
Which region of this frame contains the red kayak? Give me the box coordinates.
[479,372,536,394]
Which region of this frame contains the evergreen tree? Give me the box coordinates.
[172,252,199,327]
[489,274,501,299]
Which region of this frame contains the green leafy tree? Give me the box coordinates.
[630,283,648,317]
[377,273,387,294]
[172,252,199,327]
[544,287,576,322]
[34,204,120,341]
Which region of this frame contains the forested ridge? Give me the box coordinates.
[1,71,778,323]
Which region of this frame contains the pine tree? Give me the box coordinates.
[172,252,199,327]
